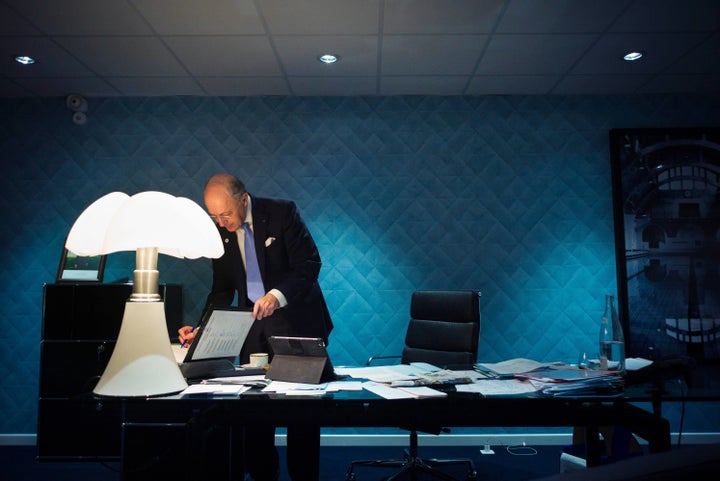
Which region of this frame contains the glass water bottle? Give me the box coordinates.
[599,294,625,372]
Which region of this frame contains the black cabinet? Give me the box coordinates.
[37,283,183,461]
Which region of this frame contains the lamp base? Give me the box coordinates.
[93,301,188,397]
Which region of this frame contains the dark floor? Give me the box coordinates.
[5,444,565,481]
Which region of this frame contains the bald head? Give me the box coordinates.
[204,174,248,232]
[205,174,245,197]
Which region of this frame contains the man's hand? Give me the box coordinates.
[253,293,280,320]
[178,325,197,347]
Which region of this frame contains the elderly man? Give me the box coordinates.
[180,173,333,481]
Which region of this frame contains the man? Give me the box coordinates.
[179,173,333,481]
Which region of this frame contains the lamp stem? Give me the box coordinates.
[132,247,160,302]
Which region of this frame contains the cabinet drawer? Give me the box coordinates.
[39,341,115,396]
[42,283,184,340]
[42,284,130,340]
[37,398,122,460]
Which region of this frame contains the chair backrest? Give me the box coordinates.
[401,290,480,370]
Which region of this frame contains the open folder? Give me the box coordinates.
[179,306,258,380]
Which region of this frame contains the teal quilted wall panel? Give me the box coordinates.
[1,94,719,434]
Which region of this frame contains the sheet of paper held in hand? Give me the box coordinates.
[190,309,254,360]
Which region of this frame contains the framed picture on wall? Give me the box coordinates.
[55,246,106,283]
[609,128,720,363]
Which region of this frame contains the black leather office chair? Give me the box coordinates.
[346,290,481,481]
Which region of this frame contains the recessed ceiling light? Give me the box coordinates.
[14,55,36,65]
[318,54,339,64]
[623,51,643,61]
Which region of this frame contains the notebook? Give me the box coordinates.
[179,306,260,379]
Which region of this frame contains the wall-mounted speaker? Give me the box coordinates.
[72,111,87,125]
[66,93,88,112]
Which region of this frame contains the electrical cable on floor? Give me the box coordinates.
[506,442,537,456]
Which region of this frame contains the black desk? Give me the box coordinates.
[117,388,672,481]
[116,362,720,481]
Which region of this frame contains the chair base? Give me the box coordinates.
[346,453,477,481]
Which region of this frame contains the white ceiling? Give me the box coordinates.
[1,0,719,98]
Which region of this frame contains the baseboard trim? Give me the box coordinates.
[4,432,719,447]
[0,434,36,446]
[313,433,573,447]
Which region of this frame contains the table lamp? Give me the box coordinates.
[65,191,223,397]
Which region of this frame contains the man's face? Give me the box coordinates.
[204,185,247,232]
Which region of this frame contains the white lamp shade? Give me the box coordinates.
[66,191,223,259]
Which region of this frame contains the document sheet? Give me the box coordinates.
[189,309,254,361]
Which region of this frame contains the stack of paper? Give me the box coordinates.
[518,369,624,396]
[474,358,561,378]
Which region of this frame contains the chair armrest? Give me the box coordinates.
[366,355,402,366]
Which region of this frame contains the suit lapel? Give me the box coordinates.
[219,226,247,298]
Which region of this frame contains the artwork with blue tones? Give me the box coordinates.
[609,128,720,362]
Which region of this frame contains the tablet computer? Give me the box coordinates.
[180,306,257,379]
[266,336,335,384]
[55,246,106,283]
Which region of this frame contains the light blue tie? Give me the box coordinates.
[242,222,264,302]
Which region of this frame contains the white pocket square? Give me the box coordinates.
[265,237,276,247]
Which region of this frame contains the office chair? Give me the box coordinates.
[346,290,481,481]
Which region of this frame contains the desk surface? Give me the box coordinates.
[118,360,720,410]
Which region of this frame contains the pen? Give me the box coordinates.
[180,325,197,348]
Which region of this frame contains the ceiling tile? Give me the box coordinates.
[611,0,720,32]
[380,76,468,95]
[497,0,628,33]
[553,74,650,94]
[0,3,42,35]
[638,74,720,94]
[666,32,720,74]
[466,75,559,95]
[17,77,119,97]
[570,33,708,75]
[107,77,206,96]
[260,0,379,35]
[0,37,95,77]
[289,77,377,96]
[164,36,281,76]
[0,78,33,97]
[383,0,504,34]
[274,36,378,76]
[55,36,188,76]
[477,34,597,75]
[382,35,487,75]
[196,77,290,96]
[131,0,265,35]
[5,0,153,35]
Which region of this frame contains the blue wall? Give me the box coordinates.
[1,94,719,435]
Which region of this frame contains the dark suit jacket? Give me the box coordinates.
[203,196,333,362]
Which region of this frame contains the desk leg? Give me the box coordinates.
[583,425,602,468]
[287,425,321,481]
[616,403,671,454]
